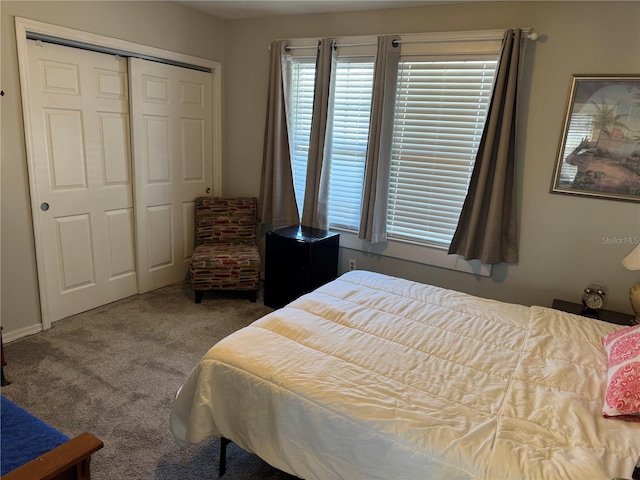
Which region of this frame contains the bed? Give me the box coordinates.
[170,270,640,479]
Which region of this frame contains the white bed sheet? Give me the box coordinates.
[170,270,640,479]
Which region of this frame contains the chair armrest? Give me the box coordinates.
[2,432,103,480]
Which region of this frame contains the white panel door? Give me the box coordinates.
[129,58,212,293]
[25,40,137,325]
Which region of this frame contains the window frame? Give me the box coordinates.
[282,31,508,275]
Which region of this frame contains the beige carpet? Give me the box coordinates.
[2,282,299,480]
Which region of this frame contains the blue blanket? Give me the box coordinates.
[1,395,70,475]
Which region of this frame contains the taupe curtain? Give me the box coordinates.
[301,39,336,230]
[448,29,522,264]
[259,41,300,227]
[359,36,400,243]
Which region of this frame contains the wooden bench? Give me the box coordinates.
[1,396,103,480]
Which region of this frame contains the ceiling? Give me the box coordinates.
[177,1,460,20]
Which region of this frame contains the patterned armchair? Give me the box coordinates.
[189,197,261,303]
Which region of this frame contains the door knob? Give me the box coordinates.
[40,202,50,211]
[206,187,211,194]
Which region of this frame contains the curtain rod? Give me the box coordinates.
[393,30,538,46]
[283,29,538,52]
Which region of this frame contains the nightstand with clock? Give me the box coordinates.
[552,284,636,326]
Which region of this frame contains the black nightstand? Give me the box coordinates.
[551,299,635,326]
[264,225,340,309]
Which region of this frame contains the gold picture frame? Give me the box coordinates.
[550,74,640,203]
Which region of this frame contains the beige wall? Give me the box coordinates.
[2,1,639,338]
[222,1,640,311]
[1,1,225,335]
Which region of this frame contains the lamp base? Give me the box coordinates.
[630,282,640,325]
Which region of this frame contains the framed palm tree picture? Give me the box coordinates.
[551,74,640,202]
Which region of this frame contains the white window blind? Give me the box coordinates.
[388,59,497,246]
[326,58,374,229]
[289,59,315,216]
[288,56,374,226]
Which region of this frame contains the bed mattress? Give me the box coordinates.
[170,270,640,479]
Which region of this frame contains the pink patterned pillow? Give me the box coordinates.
[601,324,640,422]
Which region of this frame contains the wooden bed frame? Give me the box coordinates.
[1,432,103,480]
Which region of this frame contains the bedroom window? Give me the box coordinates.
[289,59,315,217]
[289,56,375,228]
[286,33,501,249]
[388,58,497,246]
[326,58,375,229]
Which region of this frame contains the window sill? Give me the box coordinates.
[336,230,492,277]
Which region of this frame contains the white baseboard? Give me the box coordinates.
[3,324,43,344]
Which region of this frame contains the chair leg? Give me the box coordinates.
[248,289,257,303]
[194,290,204,304]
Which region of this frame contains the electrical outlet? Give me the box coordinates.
[348,259,356,271]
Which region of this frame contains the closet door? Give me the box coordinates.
[129,58,213,293]
[24,40,137,325]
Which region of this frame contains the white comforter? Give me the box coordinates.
[170,270,640,479]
